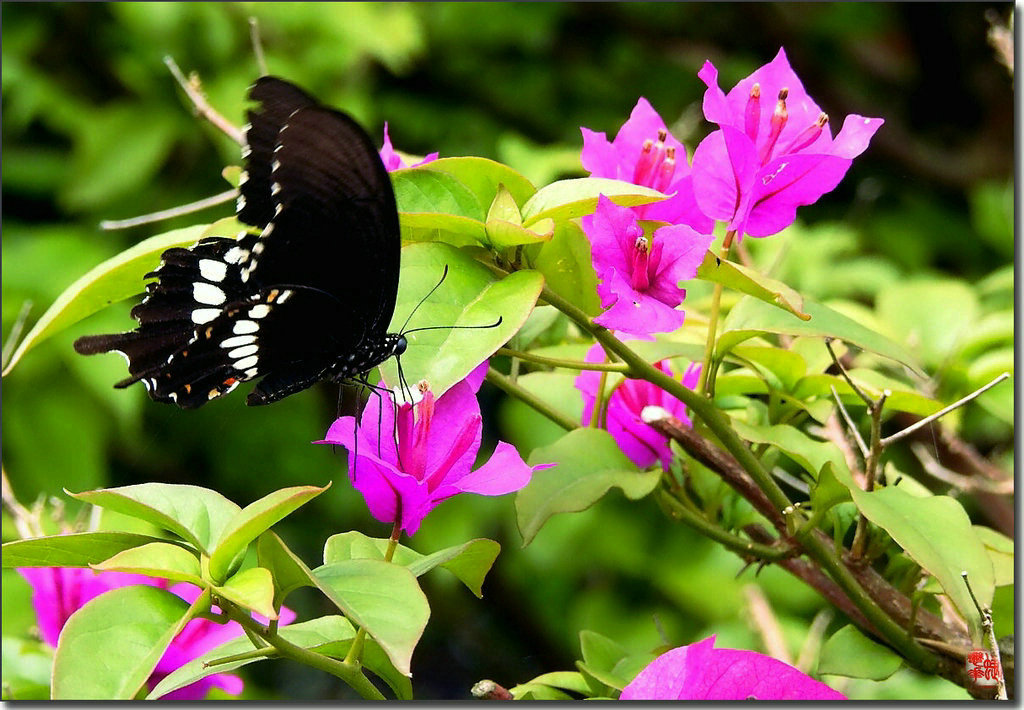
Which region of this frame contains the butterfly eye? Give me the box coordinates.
[393,335,408,357]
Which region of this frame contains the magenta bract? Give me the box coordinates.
[691,47,883,239]
[318,362,548,536]
[580,97,713,233]
[575,343,699,469]
[620,635,846,700]
[585,195,712,337]
[379,122,439,172]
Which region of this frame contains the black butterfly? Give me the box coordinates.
[74,76,406,408]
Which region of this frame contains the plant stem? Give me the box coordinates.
[227,608,385,699]
[699,229,736,396]
[850,390,888,559]
[658,488,792,561]
[496,346,629,373]
[485,367,578,431]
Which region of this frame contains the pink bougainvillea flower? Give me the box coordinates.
[575,343,700,469]
[317,361,551,536]
[379,122,439,171]
[620,635,846,700]
[581,98,713,233]
[585,195,713,337]
[691,47,883,239]
[16,567,296,700]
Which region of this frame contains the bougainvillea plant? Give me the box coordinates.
[1,42,1011,703]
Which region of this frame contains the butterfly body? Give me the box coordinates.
[74,77,404,408]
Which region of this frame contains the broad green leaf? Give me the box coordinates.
[69,484,241,555]
[719,296,923,375]
[324,532,501,598]
[974,526,1013,587]
[730,421,855,488]
[853,487,993,641]
[514,671,592,695]
[2,532,178,569]
[511,684,575,700]
[313,559,430,676]
[520,177,666,227]
[418,156,536,208]
[381,242,544,396]
[731,345,808,392]
[92,542,201,585]
[817,625,903,680]
[215,567,277,620]
[393,168,485,220]
[810,462,853,516]
[530,221,602,316]
[399,211,487,247]
[517,428,660,545]
[794,371,942,418]
[2,224,206,375]
[208,484,328,583]
[52,585,196,699]
[148,616,358,699]
[697,251,809,320]
[256,531,320,605]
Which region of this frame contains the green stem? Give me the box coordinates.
[851,390,888,559]
[699,229,736,396]
[658,488,792,561]
[538,281,946,679]
[227,609,386,700]
[497,346,629,373]
[485,367,578,431]
[204,646,277,667]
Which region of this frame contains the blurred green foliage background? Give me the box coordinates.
[2,2,1013,700]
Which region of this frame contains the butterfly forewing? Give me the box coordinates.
[74,76,404,408]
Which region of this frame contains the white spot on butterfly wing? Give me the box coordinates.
[276,289,293,304]
[228,344,259,359]
[199,259,228,282]
[193,283,227,306]
[233,320,259,335]
[235,355,259,370]
[248,304,270,319]
[191,308,221,325]
[244,367,259,379]
[220,335,257,349]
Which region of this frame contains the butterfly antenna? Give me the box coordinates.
[399,264,450,334]
[401,317,503,337]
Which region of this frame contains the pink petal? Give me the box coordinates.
[691,127,758,227]
[637,175,714,233]
[830,114,885,159]
[580,127,624,179]
[593,268,685,335]
[586,195,640,279]
[465,359,490,393]
[650,223,714,295]
[422,380,483,483]
[621,635,846,700]
[744,153,851,237]
[449,440,538,496]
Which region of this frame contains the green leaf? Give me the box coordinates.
[852,487,993,641]
[393,167,485,220]
[730,344,808,392]
[2,532,178,569]
[313,559,430,676]
[514,671,592,696]
[324,532,501,598]
[487,183,523,225]
[719,296,923,375]
[520,177,666,227]
[419,156,536,209]
[215,566,277,620]
[511,683,575,700]
[400,212,488,247]
[2,224,206,375]
[794,371,942,418]
[2,636,53,699]
[516,428,660,545]
[69,483,241,555]
[208,484,329,583]
[148,615,357,699]
[876,279,979,368]
[485,217,553,248]
[973,526,1013,587]
[530,220,602,316]
[810,462,852,516]
[697,251,809,320]
[92,542,201,585]
[577,629,630,690]
[52,585,196,699]
[256,532,319,605]
[730,421,855,488]
[380,242,543,396]
[817,624,903,680]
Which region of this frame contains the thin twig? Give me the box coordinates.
[963,571,1007,700]
[911,442,1013,495]
[496,346,629,373]
[100,189,237,230]
[825,339,874,408]
[830,385,869,458]
[249,17,268,76]
[485,367,578,432]
[163,55,244,145]
[1,300,33,371]
[881,373,1011,447]
[850,390,889,559]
